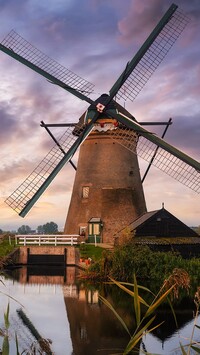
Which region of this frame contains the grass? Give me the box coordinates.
[79,243,105,261]
[0,236,15,258]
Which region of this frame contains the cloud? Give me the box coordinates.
[0,105,18,142]
[117,0,200,45]
[117,0,166,45]
[0,0,199,231]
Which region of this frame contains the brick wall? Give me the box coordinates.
[14,246,79,265]
[64,132,146,244]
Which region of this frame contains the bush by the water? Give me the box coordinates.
[89,237,200,283]
[0,235,15,257]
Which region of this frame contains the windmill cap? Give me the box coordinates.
[88,94,116,111]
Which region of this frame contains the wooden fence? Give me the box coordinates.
[15,234,79,246]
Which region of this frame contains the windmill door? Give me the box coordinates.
[88,218,102,243]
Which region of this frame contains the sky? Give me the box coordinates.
[0,0,199,232]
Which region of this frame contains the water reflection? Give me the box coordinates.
[140,317,200,354]
[64,287,129,355]
[0,269,73,354]
[0,267,129,355]
[0,266,199,355]
[140,298,199,354]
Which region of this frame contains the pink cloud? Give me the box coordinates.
[117,0,166,45]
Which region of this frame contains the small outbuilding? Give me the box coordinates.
[131,207,198,238]
[114,206,199,258]
[116,206,198,239]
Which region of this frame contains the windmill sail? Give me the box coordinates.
[5,122,94,217]
[0,30,94,103]
[109,4,189,102]
[1,3,198,223]
[106,110,200,193]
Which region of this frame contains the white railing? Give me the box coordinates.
[15,234,79,246]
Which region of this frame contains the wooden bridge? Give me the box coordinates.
[13,234,80,266]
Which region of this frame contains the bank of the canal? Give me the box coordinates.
[2,234,200,285]
[2,234,200,354]
[0,235,110,269]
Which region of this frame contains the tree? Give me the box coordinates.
[41,222,58,234]
[0,228,3,234]
[18,225,32,235]
[37,225,44,234]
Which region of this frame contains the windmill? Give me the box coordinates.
[0,3,199,244]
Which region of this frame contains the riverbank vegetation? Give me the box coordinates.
[0,234,15,262]
[1,235,200,353]
[86,237,200,284]
[99,270,200,354]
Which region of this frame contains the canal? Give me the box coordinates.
[0,266,199,354]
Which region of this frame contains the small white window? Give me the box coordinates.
[82,186,89,198]
[80,226,86,236]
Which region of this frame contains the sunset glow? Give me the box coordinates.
[0,0,199,231]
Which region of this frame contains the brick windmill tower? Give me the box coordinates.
[1,4,199,244]
[64,98,147,243]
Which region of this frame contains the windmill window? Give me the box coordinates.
[80,226,86,236]
[82,186,89,198]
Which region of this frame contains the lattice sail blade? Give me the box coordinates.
[108,125,200,193]
[5,123,94,217]
[109,4,189,102]
[137,136,200,192]
[0,30,94,102]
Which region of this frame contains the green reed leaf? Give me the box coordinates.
[99,294,131,336]
[145,285,174,318]
[133,274,141,327]
[2,335,9,355]
[124,316,156,354]
[191,345,200,353]
[179,342,187,355]
[109,278,149,307]
[4,303,10,330]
